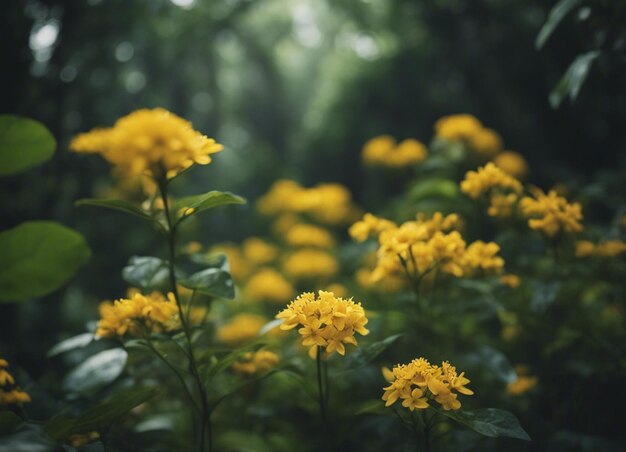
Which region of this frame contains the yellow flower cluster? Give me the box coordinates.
[382,358,473,411]
[244,268,295,303]
[96,291,180,338]
[351,212,504,283]
[276,291,369,359]
[257,179,357,225]
[520,187,583,237]
[231,350,280,376]
[349,213,397,242]
[488,193,519,218]
[285,223,335,248]
[576,239,626,258]
[216,313,267,347]
[0,359,31,406]
[493,151,529,180]
[241,237,280,265]
[460,163,523,199]
[362,135,428,168]
[435,114,502,157]
[282,249,339,280]
[70,108,223,180]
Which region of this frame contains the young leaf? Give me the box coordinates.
[63,348,128,394]
[47,333,94,358]
[122,256,170,291]
[75,198,161,227]
[0,115,56,176]
[440,408,531,441]
[172,191,246,224]
[0,221,91,303]
[535,0,582,49]
[179,268,235,299]
[343,334,403,371]
[549,51,600,108]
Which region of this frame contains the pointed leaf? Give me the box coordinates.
[122,256,170,291]
[0,115,56,176]
[76,198,159,225]
[549,51,600,108]
[344,334,403,371]
[179,268,235,299]
[0,221,91,302]
[536,0,582,49]
[47,333,94,357]
[440,408,531,441]
[172,191,246,224]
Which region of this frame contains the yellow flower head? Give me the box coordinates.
[576,239,626,258]
[242,237,280,265]
[216,313,267,347]
[520,187,583,237]
[70,108,223,180]
[461,241,505,275]
[488,193,519,218]
[362,136,428,168]
[435,114,483,141]
[276,290,369,359]
[460,163,523,199]
[0,359,30,406]
[382,358,473,411]
[244,268,295,303]
[96,291,180,338]
[493,151,529,179]
[467,128,502,158]
[349,213,397,243]
[283,249,339,280]
[285,224,335,248]
[231,349,280,376]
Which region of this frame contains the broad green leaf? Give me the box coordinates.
[172,191,246,224]
[75,198,159,225]
[63,348,127,394]
[409,178,458,202]
[460,346,517,384]
[0,115,55,176]
[47,333,94,357]
[343,334,402,371]
[45,386,158,440]
[0,412,23,436]
[536,0,582,49]
[0,221,91,303]
[549,51,600,108]
[122,256,170,291]
[179,268,235,299]
[440,408,531,441]
[190,252,229,271]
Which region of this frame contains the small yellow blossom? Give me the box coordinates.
[467,128,502,158]
[460,163,523,199]
[70,108,223,180]
[520,187,583,237]
[435,114,483,141]
[349,213,397,242]
[0,359,30,406]
[324,283,349,298]
[493,151,529,179]
[576,239,626,257]
[488,193,519,218]
[461,241,505,275]
[285,224,335,248]
[362,136,428,168]
[216,313,267,347]
[272,213,301,235]
[507,365,538,396]
[244,268,295,303]
[283,249,339,280]
[242,237,279,266]
[96,291,180,338]
[382,358,473,412]
[232,350,280,376]
[500,274,521,288]
[276,291,369,359]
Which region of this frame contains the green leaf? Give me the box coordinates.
[0,115,56,176]
[440,408,531,441]
[0,412,23,436]
[75,198,160,225]
[535,0,582,49]
[354,399,389,416]
[172,191,246,224]
[0,221,91,303]
[549,51,600,108]
[343,334,402,371]
[122,256,170,291]
[409,178,458,202]
[531,280,560,313]
[179,268,235,299]
[45,386,159,440]
[460,346,517,384]
[47,333,94,358]
[63,348,128,394]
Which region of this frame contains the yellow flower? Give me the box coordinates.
[576,239,626,258]
[493,151,529,179]
[349,213,397,243]
[96,291,180,338]
[382,358,472,412]
[323,283,349,298]
[460,163,523,199]
[276,291,369,359]
[461,241,505,275]
[362,136,428,168]
[507,365,538,396]
[272,213,301,235]
[488,193,519,218]
[0,359,30,407]
[212,244,250,282]
[283,249,339,280]
[467,128,502,158]
[70,108,223,180]
[231,350,280,376]
[499,274,521,288]
[216,313,267,347]
[285,224,335,248]
[435,114,483,141]
[242,237,279,265]
[520,187,583,237]
[244,268,295,303]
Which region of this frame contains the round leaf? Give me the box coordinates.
[0,221,91,302]
[0,115,56,176]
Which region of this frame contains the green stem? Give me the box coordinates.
[421,410,431,452]
[316,347,334,450]
[158,179,212,452]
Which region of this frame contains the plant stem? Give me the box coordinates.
[316,347,334,451]
[158,179,212,452]
[421,410,431,452]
